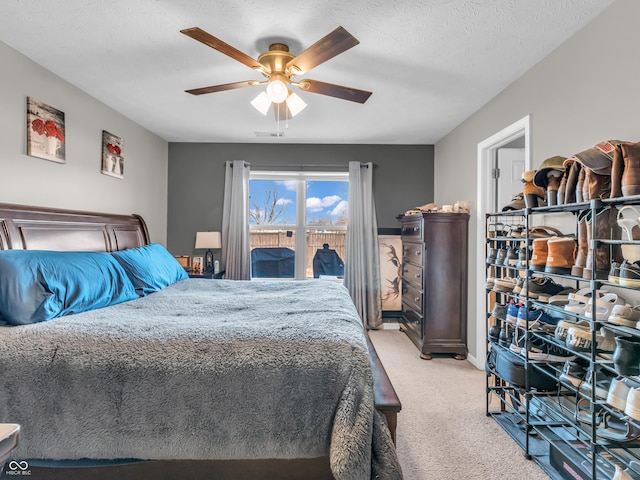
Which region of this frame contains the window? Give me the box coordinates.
[249,171,348,280]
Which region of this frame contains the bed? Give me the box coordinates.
[0,203,402,480]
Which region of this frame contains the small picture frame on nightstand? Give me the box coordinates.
[174,256,191,270]
[191,256,203,275]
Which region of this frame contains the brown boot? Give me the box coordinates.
[621,142,640,197]
[564,160,581,204]
[583,207,622,280]
[545,237,576,275]
[582,168,612,201]
[522,170,545,208]
[611,144,624,198]
[530,238,549,272]
[576,167,585,203]
[547,174,561,206]
[571,210,590,277]
[557,171,567,205]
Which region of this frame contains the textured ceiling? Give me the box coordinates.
[0,0,615,144]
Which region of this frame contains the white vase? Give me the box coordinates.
[46,136,58,156]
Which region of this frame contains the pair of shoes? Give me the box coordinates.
[516,305,555,329]
[563,287,609,318]
[619,260,640,288]
[585,292,626,321]
[494,276,518,293]
[608,304,640,328]
[520,276,565,302]
[613,336,640,376]
[566,325,616,354]
[580,364,616,400]
[559,360,587,389]
[607,377,640,412]
[506,301,520,324]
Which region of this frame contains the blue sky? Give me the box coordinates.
[250,179,348,225]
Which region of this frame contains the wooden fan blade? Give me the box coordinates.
[286,26,359,75]
[185,80,258,95]
[273,102,292,121]
[181,27,265,73]
[298,79,372,104]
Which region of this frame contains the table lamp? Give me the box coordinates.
[195,231,221,273]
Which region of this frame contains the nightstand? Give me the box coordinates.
[188,270,225,279]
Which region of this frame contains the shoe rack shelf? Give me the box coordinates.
[486,198,640,480]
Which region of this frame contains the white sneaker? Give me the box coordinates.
[608,304,640,328]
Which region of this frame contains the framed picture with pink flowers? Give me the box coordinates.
[101,130,124,179]
[26,97,66,164]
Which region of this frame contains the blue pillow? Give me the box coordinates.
[0,250,138,326]
[111,243,188,296]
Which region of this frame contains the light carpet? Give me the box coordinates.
[368,328,549,480]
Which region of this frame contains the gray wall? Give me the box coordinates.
[433,0,639,365]
[0,41,169,245]
[167,143,434,256]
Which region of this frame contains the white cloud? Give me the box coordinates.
[329,200,348,217]
[306,195,341,212]
[276,198,293,206]
[276,180,297,191]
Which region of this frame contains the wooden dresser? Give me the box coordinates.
[398,212,469,360]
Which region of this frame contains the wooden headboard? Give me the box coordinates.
[0,203,150,252]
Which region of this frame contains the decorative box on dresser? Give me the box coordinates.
[397,212,469,360]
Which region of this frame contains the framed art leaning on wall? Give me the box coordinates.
[101,130,124,179]
[26,97,66,164]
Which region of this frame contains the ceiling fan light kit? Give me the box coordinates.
[181,26,371,121]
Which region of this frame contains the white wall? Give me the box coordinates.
[434,0,640,364]
[0,41,168,245]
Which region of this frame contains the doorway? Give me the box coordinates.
[472,115,531,369]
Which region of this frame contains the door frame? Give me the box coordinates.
[472,115,531,369]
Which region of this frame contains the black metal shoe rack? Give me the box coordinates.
[486,196,640,480]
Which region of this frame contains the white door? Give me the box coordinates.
[495,148,525,212]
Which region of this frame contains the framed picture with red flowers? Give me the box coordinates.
[101,130,124,179]
[26,97,66,164]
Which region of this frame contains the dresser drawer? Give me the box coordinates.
[402,302,423,337]
[402,262,423,289]
[403,242,423,266]
[400,219,422,239]
[402,282,423,314]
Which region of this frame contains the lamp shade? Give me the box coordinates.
[266,79,288,103]
[251,91,271,115]
[286,92,307,117]
[195,231,221,249]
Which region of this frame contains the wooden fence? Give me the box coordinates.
[250,230,346,277]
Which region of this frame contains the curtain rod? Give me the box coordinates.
[231,162,370,169]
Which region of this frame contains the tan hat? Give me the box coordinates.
[533,156,567,188]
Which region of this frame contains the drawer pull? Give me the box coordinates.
[415,273,421,278]
[413,227,418,232]
[415,250,421,256]
[414,297,420,303]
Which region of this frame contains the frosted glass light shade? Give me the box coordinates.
[266,80,288,103]
[250,91,271,115]
[286,92,307,117]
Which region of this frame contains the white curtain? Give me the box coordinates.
[345,161,382,329]
[221,160,251,280]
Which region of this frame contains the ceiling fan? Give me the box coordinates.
[181,26,372,119]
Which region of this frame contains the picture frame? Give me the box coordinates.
[378,235,403,312]
[191,256,203,275]
[174,256,191,270]
[101,130,124,179]
[26,96,66,164]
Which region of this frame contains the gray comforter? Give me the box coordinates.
[0,279,401,480]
